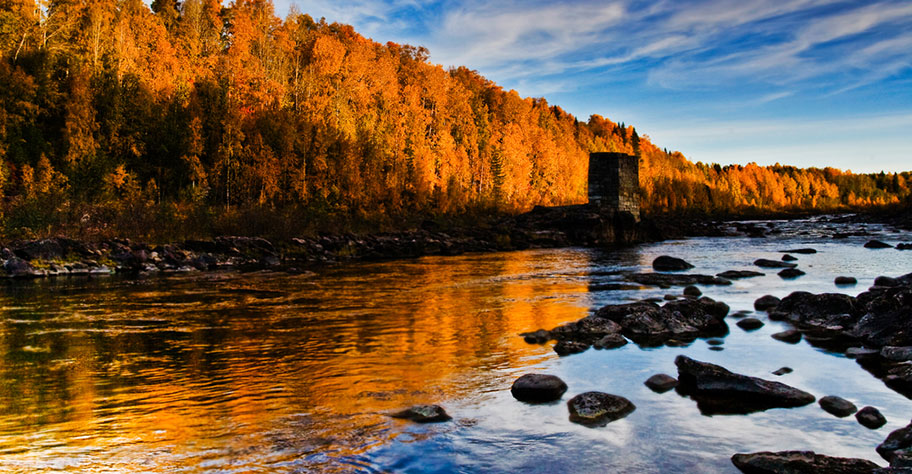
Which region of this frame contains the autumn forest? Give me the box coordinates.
[0,0,909,240]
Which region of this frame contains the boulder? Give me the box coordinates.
[780,248,817,254]
[675,356,815,415]
[856,406,888,429]
[835,276,858,285]
[771,330,802,344]
[754,259,798,269]
[875,276,901,287]
[898,243,912,251]
[3,257,36,277]
[554,340,590,356]
[882,346,912,362]
[390,404,452,423]
[819,395,857,417]
[653,255,695,271]
[769,292,860,336]
[782,254,798,262]
[754,295,782,311]
[731,451,879,473]
[593,333,628,349]
[878,421,912,463]
[550,315,622,343]
[866,240,894,249]
[567,392,635,426]
[778,268,806,279]
[737,318,765,331]
[593,297,729,346]
[644,374,678,393]
[772,367,793,376]
[683,285,702,297]
[521,329,551,344]
[511,374,568,403]
[717,270,765,279]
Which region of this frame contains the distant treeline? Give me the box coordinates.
[0,0,908,239]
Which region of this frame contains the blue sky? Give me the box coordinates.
[277,0,912,172]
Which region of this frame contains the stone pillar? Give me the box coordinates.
[588,152,639,219]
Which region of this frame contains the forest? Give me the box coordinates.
[1,0,910,240]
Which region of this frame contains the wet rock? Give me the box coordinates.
[644,374,678,393]
[846,347,880,358]
[778,268,806,279]
[852,282,912,347]
[882,346,912,362]
[626,273,732,288]
[717,270,765,279]
[593,297,729,346]
[708,346,724,352]
[3,257,37,277]
[772,330,802,344]
[521,329,551,344]
[856,406,887,429]
[390,404,452,423]
[876,276,901,287]
[731,451,879,474]
[707,339,724,346]
[867,240,894,249]
[754,295,782,311]
[754,259,798,269]
[567,391,635,426]
[898,243,912,251]
[664,294,679,301]
[769,292,860,337]
[511,374,568,403]
[782,254,798,262]
[737,318,765,331]
[593,333,628,349]
[772,367,793,376]
[878,421,912,463]
[653,255,695,271]
[780,248,817,254]
[819,395,857,417]
[550,315,622,343]
[835,276,858,285]
[675,355,815,415]
[553,340,590,356]
[683,285,702,297]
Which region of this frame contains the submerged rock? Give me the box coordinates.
[731,451,879,474]
[856,406,887,429]
[521,329,551,344]
[717,270,765,279]
[866,240,894,249]
[511,374,568,403]
[675,355,815,415]
[644,374,678,393]
[653,255,695,271]
[819,395,857,417]
[754,259,798,269]
[390,405,452,423]
[567,391,635,426]
[780,248,817,254]
[626,273,732,288]
[754,295,782,312]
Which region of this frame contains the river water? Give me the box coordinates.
[1,217,912,473]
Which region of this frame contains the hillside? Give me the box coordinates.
[0,0,909,239]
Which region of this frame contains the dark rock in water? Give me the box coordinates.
[835,276,858,285]
[511,374,568,403]
[592,297,729,346]
[390,404,452,423]
[755,259,798,269]
[778,268,806,279]
[664,294,679,301]
[769,292,860,339]
[772,367,793,376]
[521,329,551,344]
[708,346,724,351]
[772,330,802,344]
[554,340,590,356]
[674,355,815,415]
[754,295,782,311]
[717,270,765,279]
[626,273,732,288]
[731,451,879,473]
[730,310,752,319]
[567,391,635,426]
[878,421,912,462]
[645,374,678,393]
[882,346,912,361]
[707,339,724,346]
[550,315,622,343]
[593,333,628,349]
[781,248,817,254]
[3,257,37,277]
[898,243,912,251]
[866,240,893,249]
[653,255,695,271]
[875,276,901,287]
[683,285,702,297]
[737,318,764,331]
[845,347,880,358]
[852,281,912,347]
[819,395,857,417]
[883,365,912,397]
[782,254,798,262]
[856,406,887,429]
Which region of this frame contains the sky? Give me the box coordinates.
[276,0,911,173]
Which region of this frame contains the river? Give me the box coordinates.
[1,217,911,472]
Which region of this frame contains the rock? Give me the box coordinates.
[845,347,880,358]
[772,330,802,344]
[782,254,798,262]
[856,406,887,429]
[683,285,702,297]
[731,451,879,473]
[898,243,912,251]
[769,292,860,338]
[882,346,912,361]
[778,268,806,279]
[867,240,894,249]
[717,270,765,279]
[737,318,764,331]
[835,276,858,285]
[554,340,590,356]
[521,329,551,344]
[592,297,729,346]
[707,338,724,346]
[653,255,695,271]
[819,395,857,417]
[593,333,628,349]
[566,392,635,426]
[550,315,623,343]
[3,257,36,277]
[390,405,452,423]
[876,276,901,287]
[772,367,793,376]
[781,248,818,254]
[675,355,815,415]
[664,294,678,301]
[511,374,568,402]
[708,346,724,352]
[755,259,798,269]
[644,374,678,393]
[754,295,782,311]
[626,273,732,288]
[878,421,912,463]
